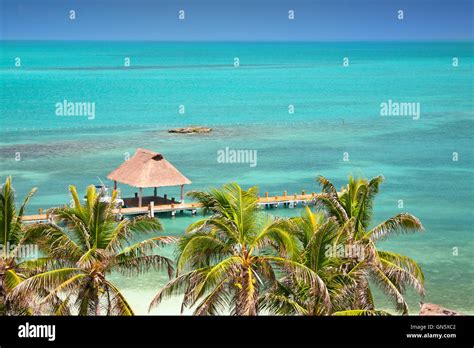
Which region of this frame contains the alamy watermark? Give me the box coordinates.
[217,147,257,167]
[0,243,39,259]
[18,322,55,342]
[55,99,96,120]
[325,244,365,261]
[380,99,420,120]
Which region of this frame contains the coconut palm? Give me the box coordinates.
[149,183,330,316]
[0,176,39,315]
[261,206,356,315]
[261,206,390,316]
[314,175,425,314]
[10,185,175,315]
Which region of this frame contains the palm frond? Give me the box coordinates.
[25,222,83,260]
[176,232,230,272]
[366,213,424,242]
[193,277,230,315]
[314,194,349,224]
[1,176,17,250]
[52,295,73,316]
[8,268,82,308]
[149,270,199,312]
[370,267,408,314]
[377,251,425,296]
[41,273,88,306]
[264,256,333,312]
[260,281,308,316]
[4,269,24,292]
[191,256,242,306]
[104,280,134,316]
[114,254,174,278]
[250,215,297,259]
[12,186,37,244]
[316,175,338,195]
[354,175,383,231]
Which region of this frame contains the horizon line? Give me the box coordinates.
[2,39,473,43]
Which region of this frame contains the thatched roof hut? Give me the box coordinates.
[107,148,191,207]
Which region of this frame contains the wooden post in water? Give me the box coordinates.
[138,187,143,207]
[154,187,157,197]
[180,185,184,204]
[302,190,306,195]
[265,192,269,199]
[38,208,43,215]
[283,191,287,197]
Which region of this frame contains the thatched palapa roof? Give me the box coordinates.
[107,148,191,188]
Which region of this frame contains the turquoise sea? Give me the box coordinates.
[1,41,473,314]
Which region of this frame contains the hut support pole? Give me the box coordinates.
[149,201,155,218]
[114,181,117,189]
[180,185,184,204]
[139,187,143,207]
[154,187,157,197]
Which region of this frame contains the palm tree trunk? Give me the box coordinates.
[94,293,100,316]
[106,287,111,316]
[235,266,258,316]
[0,273,7,315]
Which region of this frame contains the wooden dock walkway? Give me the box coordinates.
[22,190,319,223]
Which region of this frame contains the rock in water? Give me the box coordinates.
[419,303,462,316]
[168,126,212,134]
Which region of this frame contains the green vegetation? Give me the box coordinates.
[0,175,426,316]
[314,175,425,314]
[149,183,321,315]
[261,176,424,316]
[6,181,174,315]
[0,177,37,315]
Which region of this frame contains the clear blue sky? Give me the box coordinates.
[1,0,472,41]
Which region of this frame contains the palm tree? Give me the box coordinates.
[261,207,353,315]
[261,206,390,316]
[10,185,175,315]
[314,175,425,314]
[0,176,38,315]
[149,183,328,316]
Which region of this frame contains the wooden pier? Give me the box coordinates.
[22,190,319,223]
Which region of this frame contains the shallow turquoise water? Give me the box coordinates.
[0,42,473,314]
